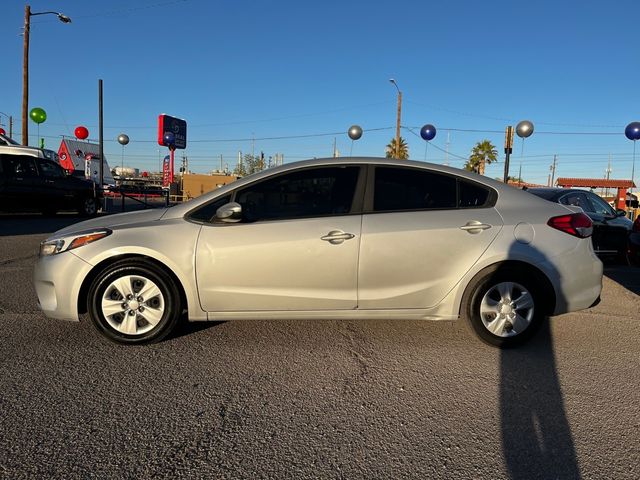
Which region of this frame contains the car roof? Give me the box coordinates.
[0,144,45,158]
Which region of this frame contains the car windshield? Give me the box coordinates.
[0,134,20,146]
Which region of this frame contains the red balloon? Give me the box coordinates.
[74,126,89,140]
[0,128,6,136]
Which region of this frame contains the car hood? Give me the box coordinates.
[50,208,168,238]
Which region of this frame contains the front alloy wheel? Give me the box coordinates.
[101,275,165,336]
[88,259,181,344]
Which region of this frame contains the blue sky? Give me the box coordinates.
[1,0,639,185]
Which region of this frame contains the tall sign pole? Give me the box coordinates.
[158,114,187,188]
[98,79,104,189]
[503,126,514,183]
[22,5,31,145]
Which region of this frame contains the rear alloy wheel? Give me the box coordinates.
[88,259,181,344]
[463,268,544,347]
[79,197,98,216]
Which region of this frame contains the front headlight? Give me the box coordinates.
[39,229,112,257]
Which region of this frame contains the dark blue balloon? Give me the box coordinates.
[420,124,436,141]
[625,122,640,141]
[163,132,176,146]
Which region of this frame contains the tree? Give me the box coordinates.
[464,140,498,175]
[233,154,266,177]
[385,136,409,159]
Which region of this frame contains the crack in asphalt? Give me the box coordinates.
[0,254,37,267]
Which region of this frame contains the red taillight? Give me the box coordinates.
[548,213,593,238]
[633,217,640,233]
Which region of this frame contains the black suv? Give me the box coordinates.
[0,152,98,216]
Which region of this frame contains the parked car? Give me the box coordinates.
[0,148,98,216]
[34,158,603,347]
[526,187,633,263]
[630,216,640,265]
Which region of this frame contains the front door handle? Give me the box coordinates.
[321,230,355,244]
[460,221,492,234]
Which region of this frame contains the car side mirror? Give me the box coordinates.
[616,209,628,217]
[215,202,242,223]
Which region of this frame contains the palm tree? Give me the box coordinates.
[464,140,498,175]
[385,136,409,159]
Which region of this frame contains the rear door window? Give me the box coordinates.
[1,155,38,178]
[372,167,494,212]
[373,167,456,211]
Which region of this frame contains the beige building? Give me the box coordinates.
[181,173,239,199]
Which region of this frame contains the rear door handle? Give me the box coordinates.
[460,221,492,234]
[321,230,355,244]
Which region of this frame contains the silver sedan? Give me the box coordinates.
[34,158,603,347]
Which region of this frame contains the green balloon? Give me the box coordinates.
[29,107,47,124]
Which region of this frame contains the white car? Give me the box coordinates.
[34,157,603,347]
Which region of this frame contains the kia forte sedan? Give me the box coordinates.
[34,158,603,347]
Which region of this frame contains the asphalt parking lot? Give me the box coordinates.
[1,214,639,479]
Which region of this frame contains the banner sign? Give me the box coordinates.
[158,114,187,149]
[162,155,171,187]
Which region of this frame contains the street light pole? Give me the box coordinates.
[390,79,402,158]
[21,5,71,146]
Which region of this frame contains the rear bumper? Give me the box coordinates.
[540,241,603,315]
[33,251,93,321]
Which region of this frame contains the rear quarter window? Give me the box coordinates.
[458,180,492,208]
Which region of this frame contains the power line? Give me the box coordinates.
[405,125,622,136]
[404,127,468,160]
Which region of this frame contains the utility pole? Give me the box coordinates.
[444,131,450,166]
[389,79,402,158]
[21,6,71,146]
[22,5,31,145]
[605,153,612,197]
[220,154,223,173]
[550,154,557,187]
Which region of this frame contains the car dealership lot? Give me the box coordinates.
[1,215,639,479]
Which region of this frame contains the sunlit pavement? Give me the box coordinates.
[1,216,638,479]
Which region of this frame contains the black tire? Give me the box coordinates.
[79,196,98,217]
[462,266,545,348]
[88,259,182,344]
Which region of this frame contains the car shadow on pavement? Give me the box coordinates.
[500,240,581,479]
[170,317,225,340]
[0,214,86,236]
[603,265,640,296]
[500,320,581,480]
